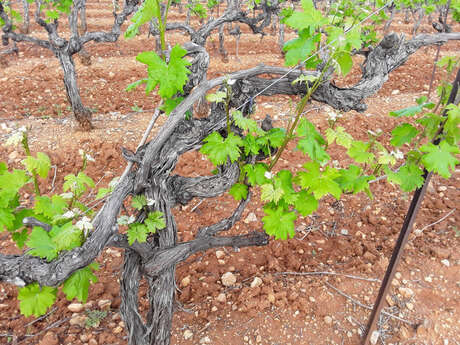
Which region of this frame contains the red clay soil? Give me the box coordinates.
[0,3,459,345]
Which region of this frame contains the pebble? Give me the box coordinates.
[113,326,123,334]
[256,335,262,342]
[395,272,402,280]
[391,89,400,95]
[181,276,191,287]
[340,229,349,235]
[441,259,450,267]
[183,330,193,340]
[399,287,414,298]
[38,331,59,345]
[68,303,84,313]
[89,339,98,345]
[324,316,333,325]
[216,293,227,303]
[200,336,211,344]
[221,272,237,286]
[80,334,89,342]
[308,296,316,303]
[250,277,263,288]
[406,302,414,310]
[424,276,433,283]
[215,250,225,259]
[244,212,257,223]
[70,314,88,327]
[97,299,111,310]
[370,330,379,345]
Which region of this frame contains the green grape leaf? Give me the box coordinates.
[131,195,147,210]
[18,283,57,317]
[96,187,111,199]
[144,211,166,233]
[386,164,424,192]
[26,227,57,261]
[262,206,297,240]
[136,45,191,99]
[49,222,82,251]
[295,162,341,199]
[232,110,263,134]
[335,51,353,76]
[0,169,29,194]
[200,132,243,166]
[261,183,284,203]
[389,97,435,117]
[444,104,460,144]
[335,165,373,197]
[127,223,148,245]
[206,91,226,103]
[22,152,51,178]
[325,126,353,149]
[390,123,419,147]
[242,134,261,156]
[264,128,286,148]
[294,190,318,216]
[34,195,68,219]
[62,264,99,303]
[420,141,459,178]
[416,112,442,139]
[229,183,248,201]
[296,118,329,164]
[125,0,159,38]
[160,96,184,115]
[283,30,317,66]
[0,208,15,231]
[347,141,375,164]
[284,0,327,31]
[241,163,269,186]
[63,172,95,195]
[12,228,29,249]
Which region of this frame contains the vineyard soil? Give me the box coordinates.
[0,2,459,344]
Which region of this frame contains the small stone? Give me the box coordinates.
[386,295,394,307]
[215,250,225,259]
[218,259,225,265]
[211,306,218,312]
[309,296,316,303]
[70,314,88,327]
[199,336,211,344]
[267,293,275,303]
[399,326,410,339]
[97,299,111,310]
[244,336,249,342]
[80,334,89,342]
[216,293,227,303]
[181,276,191,287]
[441,259,450,267]
[0,304,8,309]
[221,272,237,287]
[250,277,262,288]
[430,247,450,259]
[256,335,262,342]
[370,330,380,345]
[340,229,349,235]
[39,331,59,345]
[108,71,115,78]
[8,151,18,161]
[438,186,447,192]
[406,302,414,310]
[399,287,414,298]
[391,278,400,286]
[113,326,123,334]
[391,89,400,95]
[424,276,433,283]
[183,330,193,340]
[364,251,377,261]
[68,303,84,313]
[324,316,333,325]
[395,272,402,280]
[89,339,98,345]
[244,212,257,224]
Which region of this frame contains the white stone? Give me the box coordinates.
[183,330,193,340]
[391,89,400,95]
[215,250,225,259]
[340,229,349,235]
[399,287,414,299]
[309,296,316,303]
[250,277,262,288]
[244,212,257,224]
[324,316,333,325]
[200,336,211,344]
[68,303,84,313]
[216,293,227,303]
[441,259,450,267]
[221,272,237,287]
[97,299,111,310]
[424,276,433,283]
[181,276,191,287]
